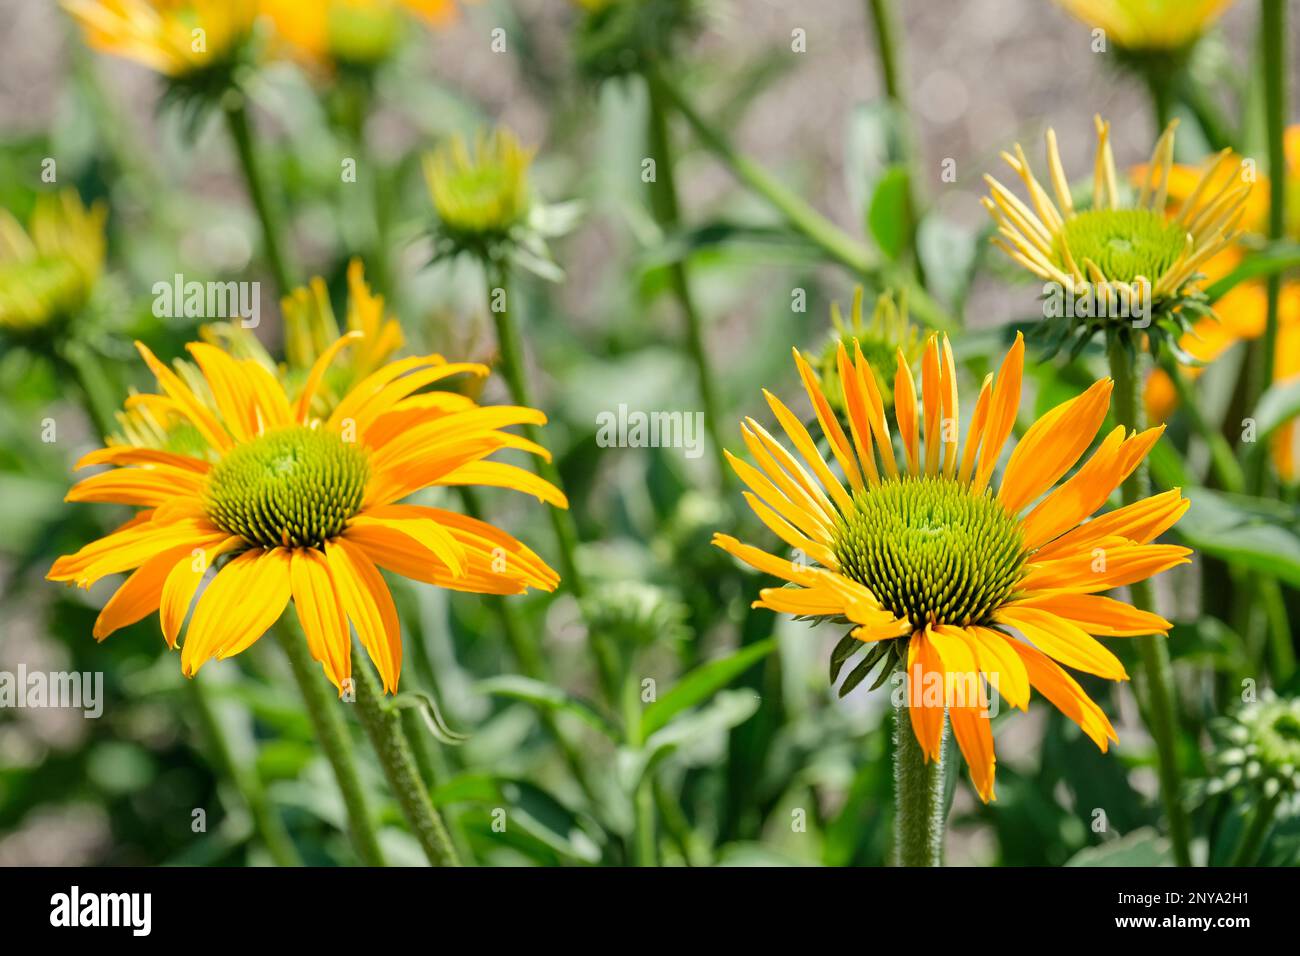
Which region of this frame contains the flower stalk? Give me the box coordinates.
[273,624,387,866]
[652,70,956,333]
[1247,0,1288,493]
[1105,334,1192,867]
[351,653,461,867]
[185,679,302,867]
[483,257,622,701]
[893,692,947,867]
[223,96,296,297]
[644,70,733,490]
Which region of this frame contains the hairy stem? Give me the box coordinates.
[273,625,386,866]
[893,696,947,867]
[351,655,461,866]
[1107,336,1192,868]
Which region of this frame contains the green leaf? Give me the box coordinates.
[1250,377,1300,441]
[867,165,912,260]
[1064,828,1173,866]
[640,638,775,739]
[436,773,604,865]
[475,675,619,740]
[1176,488,1300,587]
[1205,242,1300,302]
[828,633,863,685]
[627,690,762,785]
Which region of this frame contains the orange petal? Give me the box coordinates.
[994,606,1128,680]
[180,549,291,677]
[290,547,351,693]
[325,537,402,693]
[998,378,1113,514]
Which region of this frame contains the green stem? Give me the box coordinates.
[400,708,475,864]
[623,671,656,866]
[351,654,461,866]
[1159,355,1246,493]
[644,71,733,490]
[1261,577,1297,683]
[865,0,925,281]
[1247,0,1288,493]
[1106,336,1192,868]
[1228,791,1281,866]
[653,71,955,332]
[57,342,117,439]
[893,696,947,866]
[457,485,602,807]
[482,259,622,702]
[273,625,386,866]
[186,680,301,867]
[224,97,296,297]
[1145,68,1176,133]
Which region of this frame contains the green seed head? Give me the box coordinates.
[1212,691,1300,800]
[832,476,1025,629]
[205,426,368,549]
[1059,208,1187,285]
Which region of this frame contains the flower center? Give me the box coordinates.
[1059,208,1187,285]
[832,476,1025,629]
[205,426,368,549]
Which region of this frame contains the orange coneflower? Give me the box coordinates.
[1140,127,1300,481]
[713,333,1190,801]
[62,0,259,78]
[262,0,458,70]
[49,329,563,694]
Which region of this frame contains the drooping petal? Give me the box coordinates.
[994,605,1128,680]
[1006,592,1171,637]
[905,629,945,762]
[1004,639,1118,751]
[180,549,291,677]
[159,536,245,648]
[325,537,402,693]
[290,547,351,692]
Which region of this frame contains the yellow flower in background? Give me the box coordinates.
[262,0,457,70]
[50,330,565,694]
[62,0,258,77]
[714,334,1190,801]
[984,115,1250,352]
[280,258,405,413]
[1141,128,1300,481]
[815,287,922,419]
[0,191,107,333]
[1054,0,1235,53]
[424,127,534,242]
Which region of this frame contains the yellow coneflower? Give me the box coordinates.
[262,0,457,70]
[280,258,405,412]
[49,331,564,694]
[0,191,107,334]
[424,127,534,244]
[815,288,922,419]
[1054,0,1235,54]
[1140,128,1300,481]
[713,333,1190,801]
[984,115,1250,353]
[62,0,258,78]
